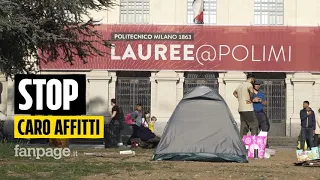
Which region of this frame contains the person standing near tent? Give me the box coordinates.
[252,80,270,147]
[126,103,143,145]
[110,98,125,146]
[299,101,315,150]
[233,74,259,138]
[131,103,143,127]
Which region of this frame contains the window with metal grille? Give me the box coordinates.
[183,72,219,95]
[116,71,151,115]
[187,0,217,24]
[254,0,284,25]
[120,0,150,24]
[251,72,286,136]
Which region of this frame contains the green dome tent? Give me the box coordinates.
[152,86,248,163]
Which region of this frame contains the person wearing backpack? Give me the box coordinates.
[126,104,143,146]
[110,98,124,146]
[131,103,143,127]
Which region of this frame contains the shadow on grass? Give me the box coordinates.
[0,142,155,180]
[0,161,154,180]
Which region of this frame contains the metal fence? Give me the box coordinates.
[259,79,286,123]
[259,79,286,136]
[70,75,151,145]
[184,72,219,94]
[116,77,151,115]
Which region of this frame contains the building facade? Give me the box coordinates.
[2,0,320,138]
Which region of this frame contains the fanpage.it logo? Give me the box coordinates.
[13,74,104,139]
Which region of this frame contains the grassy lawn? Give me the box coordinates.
[1,142,320,180]
[0,142,156,180]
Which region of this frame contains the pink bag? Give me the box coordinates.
[125,113,134,125]
[242,135,267,159]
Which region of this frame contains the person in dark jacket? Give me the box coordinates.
[110,98,124,146]
[300,101,316,150]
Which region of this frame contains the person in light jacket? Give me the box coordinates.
[314,108,320,147]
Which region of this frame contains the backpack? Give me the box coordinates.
[125,113,134,125]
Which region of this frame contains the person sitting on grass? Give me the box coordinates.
[148,116,157,133]
[142,111,151,128]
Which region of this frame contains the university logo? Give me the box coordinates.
[13,74,104,139]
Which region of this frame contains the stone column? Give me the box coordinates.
[218,72,227,99]
[176,72,185,105]
[285,73,294,136]
[87,71,112,124]
[86,75,90,113]
[43,71,92,115]
[290,73,314,137]
[312,73,320,111]
[153,70,180,135]
[108,72,117,112]
[0,74,7,115]
[4,77,14,139]
[6,77,14,119]
[223,71,247,128]
[150,72,157,116]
